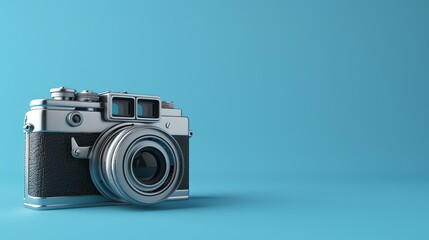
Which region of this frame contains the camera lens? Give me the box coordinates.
[89,124,184,205]
[131,147,166,186]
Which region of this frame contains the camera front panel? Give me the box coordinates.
[25,132,189,198]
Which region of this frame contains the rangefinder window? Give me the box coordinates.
[137,99,159,119]
[112,97,135,118]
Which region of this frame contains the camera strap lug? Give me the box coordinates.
[71,137,92,159]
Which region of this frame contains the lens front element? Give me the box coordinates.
[132,147,166,186]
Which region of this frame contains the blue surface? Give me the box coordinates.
[1,0,429,239]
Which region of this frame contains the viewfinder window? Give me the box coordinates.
[112,97,135,118]
[137,99,159,119]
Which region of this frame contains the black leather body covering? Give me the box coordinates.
[27,132,189,198]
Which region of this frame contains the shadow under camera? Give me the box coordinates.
[119,194,247,211]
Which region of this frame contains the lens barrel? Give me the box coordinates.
[89,123,184,205]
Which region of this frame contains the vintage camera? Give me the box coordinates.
[23,87,191,210]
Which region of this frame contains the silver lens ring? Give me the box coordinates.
[89,123,184,205]
[89,123,134,202]
[105,126,184,205]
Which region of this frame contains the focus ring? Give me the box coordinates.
[89,123,184,205]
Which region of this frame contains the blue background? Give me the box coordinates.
[1,0,429,239]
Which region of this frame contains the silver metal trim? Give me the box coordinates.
[30,99,102,110]
[168,189,190,200]
[23,190,189,210]
[25,109,189,135]
[161,108,182,117]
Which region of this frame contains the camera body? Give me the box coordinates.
[24,87,191,210]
